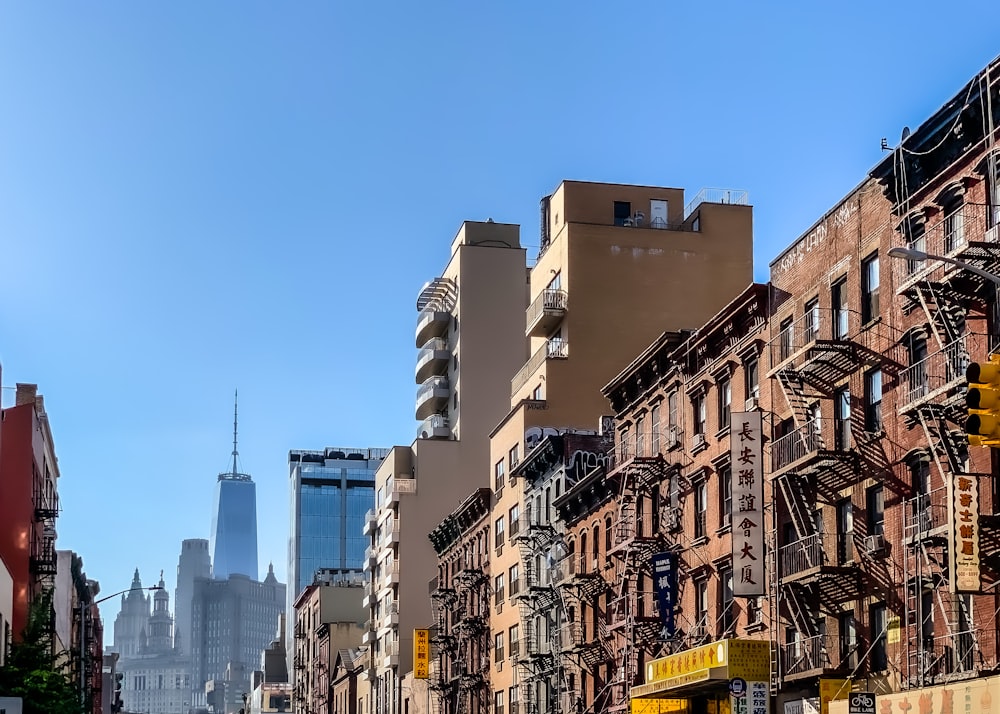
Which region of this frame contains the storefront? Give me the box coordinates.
[630,639,773,714]
[828,675,1000,714]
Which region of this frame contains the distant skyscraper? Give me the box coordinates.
[210,393,258,580]
[286,447,386,667]
[174,538,210,654]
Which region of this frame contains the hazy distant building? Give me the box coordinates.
[286,447,385,671]
[113,570,191,714]
[175,538,211,654]
[190,566,285,713]
[211,397,258,581]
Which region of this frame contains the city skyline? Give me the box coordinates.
[2,1,1000,651]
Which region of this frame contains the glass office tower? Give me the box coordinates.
[210,473,258,580]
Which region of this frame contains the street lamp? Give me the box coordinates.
[887,246,1000,286]
[81,585,163,709]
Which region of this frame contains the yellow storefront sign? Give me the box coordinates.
[818,679,849,714]
[633,639,771,699]
[413,629,429,679]
[631,699,689,714]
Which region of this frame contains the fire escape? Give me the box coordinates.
[430,578,459,714]
[605,431,674,712]
[767,306,883,684]
[894,201,1000,685]
[451,559,490,714]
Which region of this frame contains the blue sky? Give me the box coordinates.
[0,2,996,635]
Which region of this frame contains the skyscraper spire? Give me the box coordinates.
[232,389,239,477]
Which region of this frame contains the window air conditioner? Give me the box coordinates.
[692,433,706,450]
[745,397,759,411]
[863,534,886,555]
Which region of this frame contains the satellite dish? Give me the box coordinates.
[901,126,911,142]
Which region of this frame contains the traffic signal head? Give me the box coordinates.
[966,356,1000,447]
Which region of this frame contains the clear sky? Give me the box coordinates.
[0,2,997,635]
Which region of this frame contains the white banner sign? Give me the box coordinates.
[731,412,764,596]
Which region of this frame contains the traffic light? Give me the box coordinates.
[966,354,1000,447]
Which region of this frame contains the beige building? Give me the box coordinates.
[363,221,529,714]
[488,181,754,714]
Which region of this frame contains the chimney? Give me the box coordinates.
[15,383,38,406]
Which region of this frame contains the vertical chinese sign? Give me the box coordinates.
[651,551,678,637]
[731,412,764,596]
[950,474,981,592]
[414,628,430,679]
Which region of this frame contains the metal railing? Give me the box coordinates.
[526,289,567,329]
[416,376,449,403]
[417,414,449,439]
[780,532,827,576]
[782,634,834,676]
[903,487,949,539]
[896,202,996,287]
[684,188,750,219]
[771,422,823,472]
[899,336,970,410]
[608,431,664,470]
[511,339,569,397]
[416,337,449,368]
[769,308,855,369]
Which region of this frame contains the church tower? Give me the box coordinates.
[112,569,152,657]
[146,571,174,654]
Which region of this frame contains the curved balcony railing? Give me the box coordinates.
[511,339,569,397]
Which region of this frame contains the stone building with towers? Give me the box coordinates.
[113,569,191,713]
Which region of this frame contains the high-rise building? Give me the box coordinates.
[287,446,387,664]
[211,397,259,581]
[363,220,529,714]
[190,565,286,714]
[175,538,211,655]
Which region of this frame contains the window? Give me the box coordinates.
[719,465,732,527]
[508,624,520,657]
[834,388,851,450]
[904,220,927,275]
[509,687,519,714]
[613,201,632,226]
[605,515,613,552]
[836,499,854,565]
[650,404,661,454]
[718,565,734,634]
[636,414,646,456]
[509,444,520,469]
[911,459,931,528]
[870,603,887,671]
[668,391,678,430]
[508,504,520,536]
[620,426,632,460]
[692,393,706,436]
[804,297,820,343]
[509,564,520,596]
[547,272,561,291]
[862,252,880,323]
[494,574,505,605]
[747,597,763,625]
[988,153,1000,228]
[745,357,760,401]
[494,459,505,496]
[943,197,965,253]
[694,479,707,539]
[865,368,883,432]
[831,277,849,339]
[495,691,505,714]
[867,485,885,536]
[694,578,709,630]
[907,334,928,401]
[839,612,857,669]
[532,384,543,400]
[495,517,505,548]
[718,376,732,431]
[779,315,794,361]
[494,632,504,662]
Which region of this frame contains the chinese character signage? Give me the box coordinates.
[950,474,981,592]
[651,552,678,637]
[730,412,764,596]
[413,628,430,679]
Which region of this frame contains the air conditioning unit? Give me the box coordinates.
[667,507,683,532]
[987,224,999,243]
[667,427,679,449]
[691,625,708,640]
[591,558,600,571]
[745,396,760,411]
[863,534,887,555]
[692,433,706,450]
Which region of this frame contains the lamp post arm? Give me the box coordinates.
[931,253,1000,286]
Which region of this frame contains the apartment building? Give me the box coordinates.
[428,488,492,714]
[363,221,529,714]
[488,181,755,714]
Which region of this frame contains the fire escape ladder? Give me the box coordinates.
[776,368,812,429]
[778,473,815,543]
[781,582,817,639]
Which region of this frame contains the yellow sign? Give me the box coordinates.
[818,679,849,714]
[886,617,900,644]
[414,629,429,679]
[636,640,771,697]
[631,699,689,714]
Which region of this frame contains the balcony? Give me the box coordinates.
[770,422,855,482]
[382,562,400,586]
[415,338,450,383]
[898,335,972,415]
[415,377,450,420]
[29,539,56,576]
[417,414,450,440]
[768,308,875,388]
[362,628,377,646]
[553,555,602,587]
[895,202,1000,295]
[364,546,377,570]
[380,519,401,546]
[903,487,949,543]
[33,490,59,521]
[416,308,450,347]
[363,509,377,537]
[683,188,750,219]
[782,634,845,680]
[606,430,669,489]
[511,339,569,398]
[383,639,399,668]
[525,289,568,337]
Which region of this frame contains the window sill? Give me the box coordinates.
[691,439,709,455]
[744,622,766,634]
[715,523,732,536]
[691,536,710,547]
[715,426,731,440]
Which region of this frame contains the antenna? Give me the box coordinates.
[232,390,239,477]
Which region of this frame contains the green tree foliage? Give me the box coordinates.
[0,590,83,714]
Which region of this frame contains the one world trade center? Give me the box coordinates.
[210,393,258,580]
